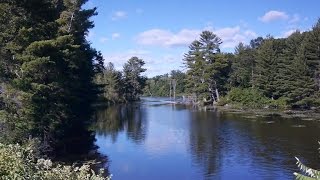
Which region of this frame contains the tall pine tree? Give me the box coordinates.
[0,0,104,155]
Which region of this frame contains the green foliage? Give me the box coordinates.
[96,57,147,103]
[143,70,187,97]
[255,37,286,99]
[142,19,320,109]
[95,62,125,104]
[123,57,147,101]
[0,0,104,155]
[225,88,269,108]
[0,142,109,180]
[226,20,320,108]
[267,97,289,109]
[184,31,230,103]
[221,88,289,109]
[229,42,256,88]
[294,142,320,180]
[143,74,170,97]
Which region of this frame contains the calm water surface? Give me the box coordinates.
[95,97,320,180]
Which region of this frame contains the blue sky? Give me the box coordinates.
[84,0,319,77]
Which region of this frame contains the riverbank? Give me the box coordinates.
[201,104,320,122]
[163,97,318,121]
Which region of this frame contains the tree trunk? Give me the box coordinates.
[172,79,176,101]
[212,93,216,105]
[169,80,172,99]
[214,81,220,102]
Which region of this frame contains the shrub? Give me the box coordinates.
[226,88,269,108]
[0,142,110,180]
[268,97,289,109]
[220,88,289,109]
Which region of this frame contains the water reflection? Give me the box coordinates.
[95,98,320,180]
[54,128,109,176]
[95,103,147,144]
[188,109,223,178]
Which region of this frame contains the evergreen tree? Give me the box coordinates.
[123,57,147,101]
[144,74,170,97]
[184,40,207,98]
[0,0,104,155]
[255,37,285,99]
[273,31,303,99]
[230,43,255,88]
[304,19,320,90]
[96,62,124,103]
[184,31,229,103]
[288,46,316,106]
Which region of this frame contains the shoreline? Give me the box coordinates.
[170,99,320,121]
[210,105,320,121]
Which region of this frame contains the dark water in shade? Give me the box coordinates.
[95,97,320,180]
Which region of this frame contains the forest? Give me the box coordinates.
[0,0,319,179]
[139,21,320,109]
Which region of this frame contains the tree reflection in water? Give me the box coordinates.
[93,98,320,179]
[188,108,223,178]
[188,109,320,179]
[95,103,147,144]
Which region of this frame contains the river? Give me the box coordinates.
[94,97,320,180]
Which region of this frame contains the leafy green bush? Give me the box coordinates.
[216,96,228,106]
[225,88,269,108]
[295,95,320,108]
[0,142,110,180]
[219,88,288,109]
[268,97,289,109]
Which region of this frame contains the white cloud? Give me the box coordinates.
[111,11,127,21]
[103,49,150,69]
[99,37,108,43]
[283,29,298,38]
[135,26,257,49]
[259,10,289,23]
[215,26,240,38]
[214,26,257,48]
[103,50,184,77]
[136,29,200,47]
[112,33,121,39]
[289,14,300,24]
[244,30,258,38]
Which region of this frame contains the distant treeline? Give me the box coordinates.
[141,19,320,109]
[143,70,187,97]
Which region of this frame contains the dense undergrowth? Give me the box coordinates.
[218,88,290,109]
[0,140,110,180]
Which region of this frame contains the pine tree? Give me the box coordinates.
[273,31,303,100]
[286,36,317,107]
[230,43,255,88]
[255,37,285,99]
[304,19,320,90]
[0,0,104,155]
[96,62,124,103]
[123,57,147,101]
[184,40,206,99]
[184,31,229,103]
